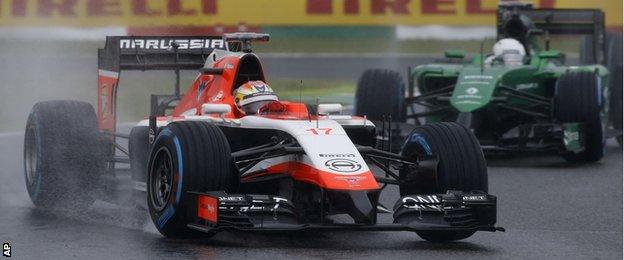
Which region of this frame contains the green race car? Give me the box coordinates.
[355,3,622,163]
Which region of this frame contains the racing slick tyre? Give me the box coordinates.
[355,69,406,122]
[147,121,238,238]
[611,65,623,145]
[555,71,605,163]
[606,34,622,144]
[23,100,105,211]
[399,122,487,243]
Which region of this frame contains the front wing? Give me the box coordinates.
[186,191,504,233]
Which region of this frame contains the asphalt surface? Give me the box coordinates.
[0,130,622,259]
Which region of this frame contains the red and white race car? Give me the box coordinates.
[23,33,502,242]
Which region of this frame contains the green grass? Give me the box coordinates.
[270,79,355,104]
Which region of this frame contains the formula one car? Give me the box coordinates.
[355,3,623,162]
[23,33,502,242]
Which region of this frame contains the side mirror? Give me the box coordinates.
[317,104,342,115]
[201,104,231,116]
[444,50,466,59]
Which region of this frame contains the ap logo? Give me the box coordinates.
[3,243,10,257]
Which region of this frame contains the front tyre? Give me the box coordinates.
[147,121,238,238]
[399,122,488,242]
[554,71,604,163]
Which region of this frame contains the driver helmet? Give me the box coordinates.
[492,38,526,66]
[234,81,278,115]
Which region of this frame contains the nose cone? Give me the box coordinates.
[327,190,379,224]
[451,69,499,113]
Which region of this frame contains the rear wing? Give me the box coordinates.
[98,36,227,72]
[97,36,228,131]
[496,4,606,64]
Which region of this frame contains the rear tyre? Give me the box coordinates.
[23,100,105,211]
[606,34,622,144]
[354,69,406,122]
[399,122,488,242]
[147,121,238,238]
[554,71,604,162]
[611,65,623,145]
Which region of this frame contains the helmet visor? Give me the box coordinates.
[241,100,275,115]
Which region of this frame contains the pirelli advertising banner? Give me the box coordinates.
[0,0,621,27]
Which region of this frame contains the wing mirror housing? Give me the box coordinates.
[444,50,466,59]
[317,104,342,115]
[201,104,231,117]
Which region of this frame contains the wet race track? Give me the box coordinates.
[1,131,622,259]
[0,53,621,259]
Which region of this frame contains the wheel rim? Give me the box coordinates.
[24,124,38,187]
[149,147,174,211]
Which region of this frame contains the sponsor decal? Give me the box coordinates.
[402,195,443,211]
[218,196,246,202]
[272,197,288,210]
[456,84,483,100]
[197,195,218,223]
[563,131,580,146]
[119,39,225,50]
[455,95,482,100]
[463,75,494,80]
[462,195,488,201]
[148,128,155,145]
[97,70,119,131]
[461,81,491,85]
[334,175,367,185]
[319,153,356,158]
[251,82,268,92]
[0,1,619,28]
[465,87,479,95]
[235,197,288,212]
[324,159,362,173]
[238,205,264,212]
[100,84,108,118]
[210,90,224,102]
